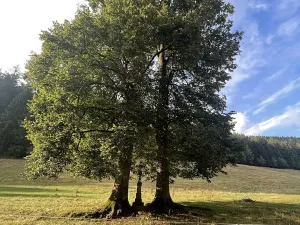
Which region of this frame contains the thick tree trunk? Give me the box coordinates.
[97,145,133,218]
[148,44,183,214]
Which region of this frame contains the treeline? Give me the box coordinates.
[235,134,300,169]
[0,68,32,158]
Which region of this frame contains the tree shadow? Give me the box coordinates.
[143,201,300,224]
[158,201,300,225]
[62,200,300,224]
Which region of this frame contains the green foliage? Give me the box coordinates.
[25,0,242,186]
[0,68,32,158]
[235,134,300,169]
[144,0,242,181]
[25,4,155,181]
[257,155,266,166]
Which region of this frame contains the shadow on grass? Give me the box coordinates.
[0,186,77,198]
[157,201,300,225]
[69,201,300,224]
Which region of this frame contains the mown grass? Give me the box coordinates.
[1,159,300,224]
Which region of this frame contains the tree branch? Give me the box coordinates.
[81,106,115,111]
[144,45,172,74]
[79,129,115,134]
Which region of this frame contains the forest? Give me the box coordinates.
[235,134,300,169]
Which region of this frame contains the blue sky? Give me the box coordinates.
[225,0,300,136]
[1,0,300,137]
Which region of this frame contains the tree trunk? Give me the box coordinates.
[147,44,183,214]
[96,145,134,218]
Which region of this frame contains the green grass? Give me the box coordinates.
[1,159,300,224]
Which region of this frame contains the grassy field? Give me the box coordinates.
[1,159,300,224]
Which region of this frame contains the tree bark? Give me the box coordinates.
[97,145,133,218]
[147,44,182,213]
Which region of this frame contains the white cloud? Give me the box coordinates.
[278,18,299,36]
[245,102,300,135]
[253,77,300,115]
[245,114,289,135]
[233,112,249,133]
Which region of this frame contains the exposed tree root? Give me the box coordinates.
[69,200,135,219]
[91,200,134,219]
[69,202,213,221]
[146,198,185,215]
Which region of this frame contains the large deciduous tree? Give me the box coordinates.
[133,0,242,212]
[25,0,242,216]
[25,5,154,217]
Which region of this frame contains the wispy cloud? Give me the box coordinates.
[245,114,289,135]
[245,102,300,135]
[249,1,268,11]
[224,22,266,98]
[278,0,300,10]
[223,1,266,100]
[225,0,300,137]
[242,68,287,100]
[271,0,300,22]
[265,68,286,82]
[277,0,300,19]
[265,35,274,45]
[243,92,256,100]
[253,77,300,115]
[242,86,262,100]
[277,18,299,36]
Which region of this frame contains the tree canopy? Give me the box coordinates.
[25,0,242,216]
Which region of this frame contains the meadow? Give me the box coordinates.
[1,159,300,224]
